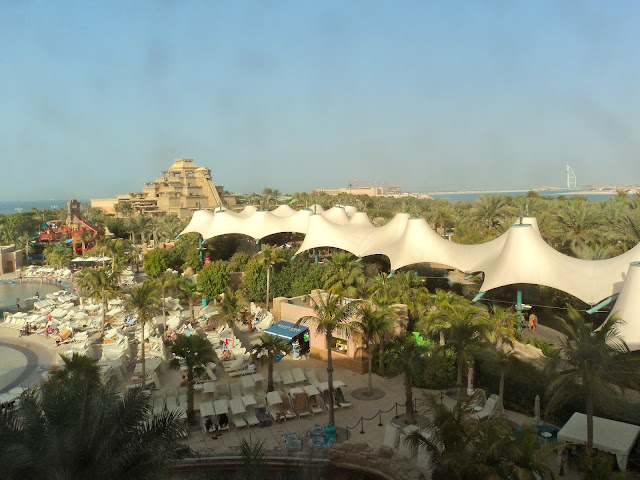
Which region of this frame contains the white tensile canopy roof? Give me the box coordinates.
[382,217,508,273]
[479,224,640,305]
[180,207,640,348]
[296,213,376,257]
[180,207,313,240]
[558,412,640,471]
[606,261,640,350]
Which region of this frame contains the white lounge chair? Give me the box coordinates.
[474,394,499,421]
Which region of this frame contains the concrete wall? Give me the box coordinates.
[0,245,23,274]
[273,291,406,375]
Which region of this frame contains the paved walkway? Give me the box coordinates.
[171,319,539,460]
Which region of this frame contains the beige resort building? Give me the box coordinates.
[91,159,236,219]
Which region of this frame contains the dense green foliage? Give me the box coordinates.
[228,252,250,272]
[270,256,325,298]
[0,354,188,480]
[143,247,171,278]
[242,257,267,302]
[197,260,230,301]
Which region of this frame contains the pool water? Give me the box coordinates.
[0,282,61,311]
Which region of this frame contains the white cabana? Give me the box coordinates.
[557,412,640,471]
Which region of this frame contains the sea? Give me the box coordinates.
[0,193,618,215]
[0,200,89,216]
[426,191,618,203]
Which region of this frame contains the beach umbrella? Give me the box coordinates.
[534,394,541,423]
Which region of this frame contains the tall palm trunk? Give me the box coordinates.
[189,298,195,324]
[186,366,195,423]
[162,293,167,334]
[457,358,465,400]
[586,395,594,453]
[378,337,386,374]
[498,369,505,415]
[326,332,336,425]
[267,354,275,392]
[101,294,107,338]
[367,340,373,396]
[404,374,415,424]
[140,322,146,382]
[265,266,271,310]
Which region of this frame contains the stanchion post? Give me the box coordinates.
[378,410,383,427]
[360,417,365,434]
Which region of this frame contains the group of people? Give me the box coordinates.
[19,322,33,337]
[204,413,229,439]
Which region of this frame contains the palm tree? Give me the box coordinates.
[438,304,489,399]
[485,305,517,350]
[156,271,178,333]
[251,334,292,392]
[154,215,184,243]
[124,280,161,381]
[134,215,154,246]
[471,194,511,231]
[552,199,599,251]
[102,237,126,275]
[490,348,519,415]
[170,333,217,423]
[48,352,101,386]
[420,289,461,346]
[389,271,429,332]
[404,394,557,479]
[296,293,360,424]
[351,303,393,395]
[216,288,247,333]
[256,245,285,310]
[322,251,364,298]
[75,267,119,338]
[176,278,199,324]
[0,354,188,480]
[546,307,638,453]
[385,335,430,424]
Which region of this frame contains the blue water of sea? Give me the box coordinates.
[427,191,617,203]
[0,200,89,215]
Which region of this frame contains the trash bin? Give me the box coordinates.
[325,423,336,442]
[202,299,207,306]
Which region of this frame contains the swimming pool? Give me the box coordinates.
[0,282,61,312]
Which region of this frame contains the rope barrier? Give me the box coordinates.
[479,297,596,313]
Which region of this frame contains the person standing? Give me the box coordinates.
[530,312,537,331]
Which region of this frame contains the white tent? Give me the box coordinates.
[557,412,640,471]
[296,214,376,258]
[322,206,351,225]
[606,261,640,350]
[479,224,640,305]
[383,217,507,273]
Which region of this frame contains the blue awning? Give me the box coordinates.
[264,321,309,341]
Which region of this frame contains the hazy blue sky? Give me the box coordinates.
[2,1,640,200]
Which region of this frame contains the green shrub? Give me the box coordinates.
[242,258,267,302]
[143,248,171,279]
[197,260,230,301]
[229,252,250,272]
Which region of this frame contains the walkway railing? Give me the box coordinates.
[343,390,449,440]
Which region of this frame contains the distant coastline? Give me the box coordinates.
[0,200,89,216]
[426,190,620,202]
